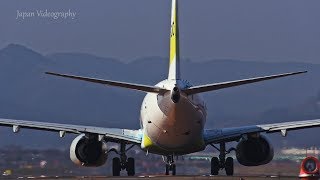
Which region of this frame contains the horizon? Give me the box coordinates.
[2,43,319,66]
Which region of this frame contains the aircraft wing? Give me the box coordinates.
[0,118,142,144]
[204,119,320,144]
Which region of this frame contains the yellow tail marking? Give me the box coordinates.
[169,2,177,65]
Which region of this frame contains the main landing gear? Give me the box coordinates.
[110,142,135,176]
[163,155,176,175]
[210,143,236,176]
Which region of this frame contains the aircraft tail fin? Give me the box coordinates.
[46,72,169,94]
[168,0,180,80]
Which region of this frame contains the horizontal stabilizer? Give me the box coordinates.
[182,71,307,95]
[45,72,169,94]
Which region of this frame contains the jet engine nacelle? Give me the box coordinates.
[299,156,320,179]
[236,134,274,166]
[70,134,108,167]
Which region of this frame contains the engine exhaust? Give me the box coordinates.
[171,87,180,103]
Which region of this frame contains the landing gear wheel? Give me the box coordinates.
[111,142,136,176]
[165,164,170,175]
[112,157,121,176]
[225,157,234,176]
[211,157,219,175]
[126,157,135,176]
[164,155,176,175]
[210,143,236,176]
[165,164,176,175]
[171,164,176,175]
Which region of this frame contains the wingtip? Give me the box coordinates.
[291,70,307,75]
[297,70,308,74]
[45,71,58,76]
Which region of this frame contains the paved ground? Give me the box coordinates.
[7,175,298,180]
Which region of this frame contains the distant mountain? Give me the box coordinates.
[0,44,319,148]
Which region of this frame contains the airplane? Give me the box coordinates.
[1,0,320,177]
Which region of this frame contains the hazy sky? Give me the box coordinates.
[0,0,319,63]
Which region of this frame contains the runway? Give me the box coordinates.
[8,175,298,180]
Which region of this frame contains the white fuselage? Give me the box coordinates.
[140,79,207,155]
